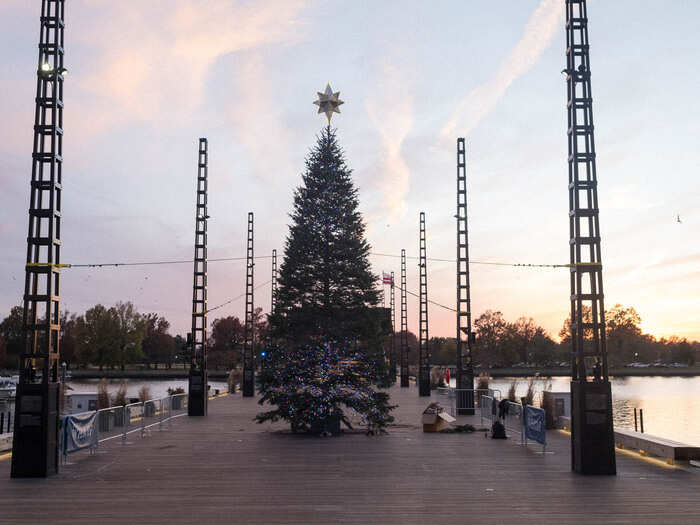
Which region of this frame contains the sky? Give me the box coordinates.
[0,0,698,342]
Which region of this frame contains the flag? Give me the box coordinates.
[382,272,393,285]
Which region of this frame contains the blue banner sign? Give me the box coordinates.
[62,412,98,455]
[524,405,546,445]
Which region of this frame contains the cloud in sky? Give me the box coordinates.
[72,0,308,134]
[225,51,298,185]
[439,0,562,143]
[365,62,414,223]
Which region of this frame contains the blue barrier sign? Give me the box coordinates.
[524,405,546,446]
[62,412,98,455]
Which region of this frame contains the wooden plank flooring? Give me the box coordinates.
[1,386,698,524]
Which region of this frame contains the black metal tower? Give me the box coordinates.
[242,212,255,397]
[12,0,66,478]
[418,212,430,396]
[271,249,277,315]
[456,138,475,414]
[565,0,615,475]
[400,250,409,387]
[389,271,396,383]
[188,138,208,417]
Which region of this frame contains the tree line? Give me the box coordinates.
[1,301,697,370]
[393,304,698,368]
[0,301,270,371]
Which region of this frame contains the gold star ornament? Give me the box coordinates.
[313,83,344,124]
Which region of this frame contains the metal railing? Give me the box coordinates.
[479,397,546,452]
[503,401,524,444]
[480,395,496,425]
[479,397,524,442]
[61,393,188,462]
[437,388,501,417]
[0,409,13,434]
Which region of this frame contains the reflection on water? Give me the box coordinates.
[451,376,700,446]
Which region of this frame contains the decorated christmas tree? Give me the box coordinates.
[256,338,394,434]
[257,85,393,434]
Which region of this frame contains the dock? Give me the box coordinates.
[1,385,698,524]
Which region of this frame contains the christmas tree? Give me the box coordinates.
[272,126,381,342]
[258,107,393,433]
[256,338,394,434]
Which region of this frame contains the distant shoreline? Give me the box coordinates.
[3,366,698,381]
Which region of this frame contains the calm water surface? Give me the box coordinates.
[67,379,228,401]
[458,376,700,446]
[68,376,700,446]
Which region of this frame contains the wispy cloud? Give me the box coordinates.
[71,1,309,135]
[439,0,562,143]
[224,52,298,185]
[647,253,700,270]
[365,62,414,222]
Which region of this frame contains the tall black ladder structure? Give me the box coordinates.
[565,0,615,475]
[389,271,396,383]
[399,250,409,387]
[188,138,209,417]
[418,212,430,397]
[242,212,255,397]
[456,138,475,414]
[271,249,278,315]
[12,0,66,478]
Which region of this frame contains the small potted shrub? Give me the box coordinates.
[97,379,113,432]
[507,380,518,402]
[139,386,155,417]
[168,386,185,409]
[523,378,536,406]
[476,373,491,404]
[111,381,128,427]
[228,368,242,393]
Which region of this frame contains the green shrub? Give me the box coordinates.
[138,385,151,403]
[507,380,518,402]
[97,379,110,409]
[524,378,536,406]
[112,381,128,406]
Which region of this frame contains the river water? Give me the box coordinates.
[67,376,700,447]
[457,376,700,447]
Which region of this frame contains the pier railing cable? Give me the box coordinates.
[24,252,575,271]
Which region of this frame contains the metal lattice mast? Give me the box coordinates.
[12,0,66,478]
[400,250,409,387]
[242,212,255,397]
[456,138,475,413]
[566,0,615,475]
[271,249,277,315]
[188,138,208,417]
[418,212,430,396]
[389,271,396,383]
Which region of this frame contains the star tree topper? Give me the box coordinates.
[314,83,344,124]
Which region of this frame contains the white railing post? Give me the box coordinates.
[141,401,146,438]
[122,405,127,445]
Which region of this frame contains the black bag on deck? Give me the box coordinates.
[491,420,507,439]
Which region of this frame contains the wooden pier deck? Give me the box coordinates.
[1,385,698,524]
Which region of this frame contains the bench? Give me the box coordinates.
[554,419,700,465]
[614,429,700,464]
